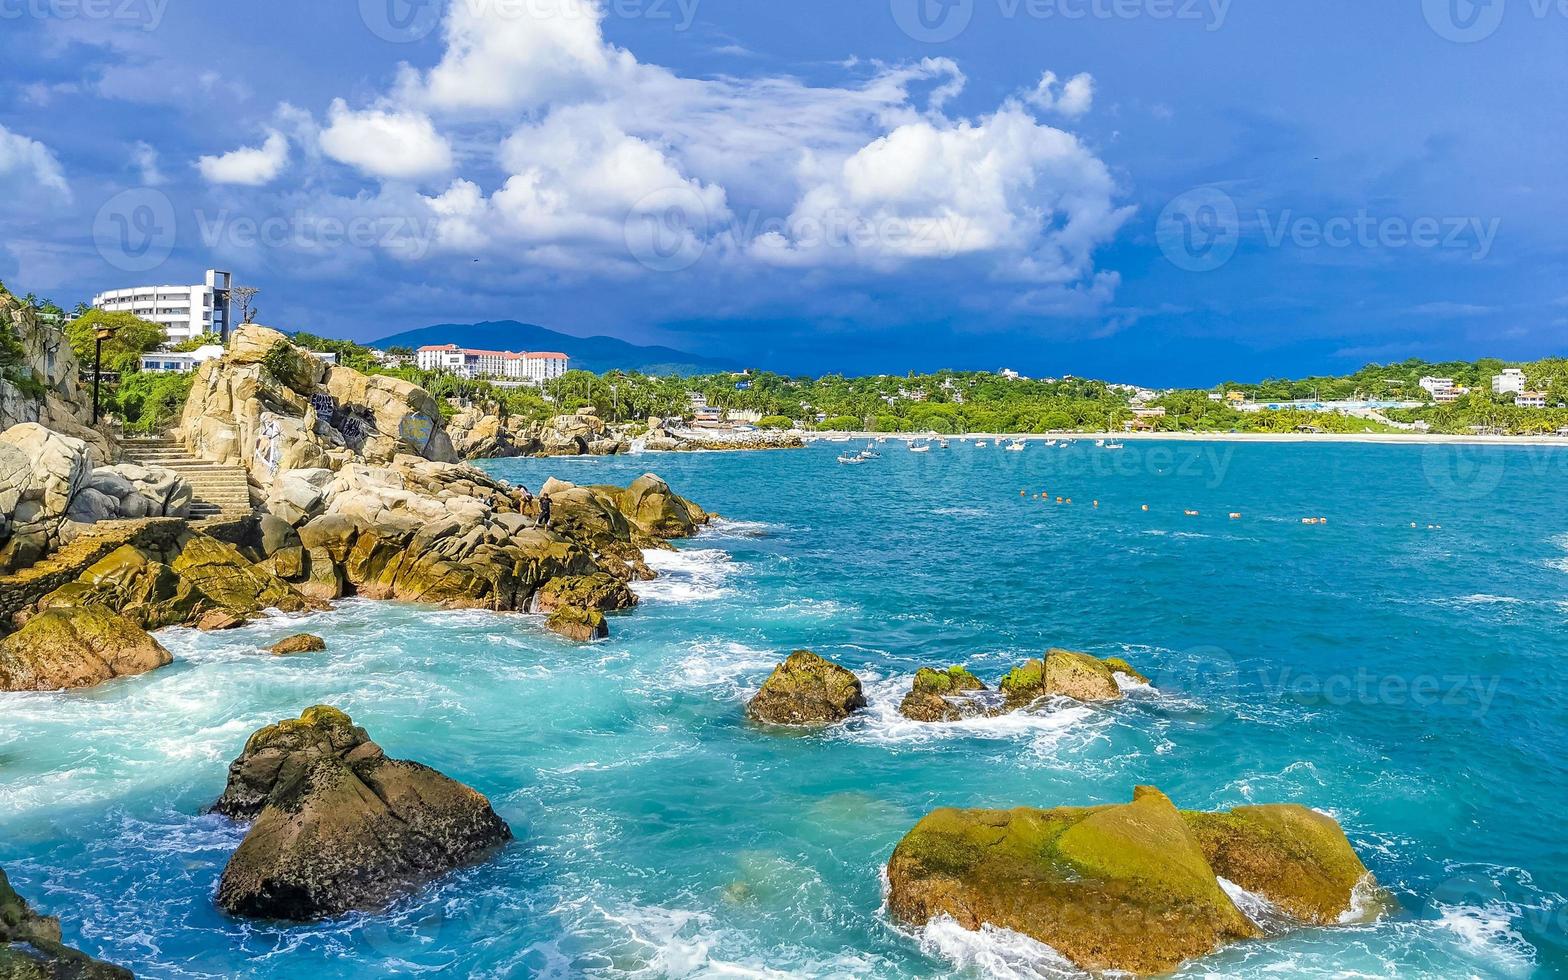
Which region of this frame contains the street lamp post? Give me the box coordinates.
[91,325,116,424]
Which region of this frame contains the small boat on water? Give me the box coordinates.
[826,435,851,443]
[1006,439,1026,452]
[1104,440,1125,450]
[974,440,989,448]
[909,440,931,453]
[938,438,950,449]
[837,453,865,464]
[1095,439,1106,447]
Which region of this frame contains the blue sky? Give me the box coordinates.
[0,0,1563,383]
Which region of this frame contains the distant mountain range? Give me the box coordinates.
[373,320,738,376]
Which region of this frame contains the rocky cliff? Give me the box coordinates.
[180,325,457,479]
[0,289,111,461]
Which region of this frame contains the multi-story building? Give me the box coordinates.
[1515,391,1548,409]
[1418,376,1455,397]
[522,352,568,384]
[1493,368,1526,395]
[92,269,233,344]
[415,344,569,384]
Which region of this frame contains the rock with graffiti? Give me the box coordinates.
[180,324,457,476]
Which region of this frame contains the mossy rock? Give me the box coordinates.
[39,544,213,631]
[545,605,608,642]
[1102,657,1150,685]
[1183,804,1375,923]
[913,665,985,695]
[898,666,987,722]
[747,651,866,726]
[1000,649,1129,706]
[0,866,132,979]
[887,786,1259,975]
[212,706,512,920]
[269,633,326,656]
[0,606,171,692]
[170,535,316,615]
[531,574,637,614]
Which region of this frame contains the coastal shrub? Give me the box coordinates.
[114,370,195,434]
[819,415,859,431]
[756,415,794,430]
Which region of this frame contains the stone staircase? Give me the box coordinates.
[118,437,253,520]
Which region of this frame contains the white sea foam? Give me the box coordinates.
[917,916,1082,979]
[841,675,1111,757]
[1219,877,1295,935]
[1432,903,1536,975]
[634,548,737,603]
[667,641,780,698]
[1339,873,1388,925]
[702,517,779,539]
[577,901,885,978]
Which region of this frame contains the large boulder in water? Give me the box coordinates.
[213,706,512,920]
[886,786,1378,976]
[747,651,866,725]
[898,666,987,722]
[0,606,171,692]
[618,474,709,539]
[887,787,1258,975]
[1183,804,1374,924]
[1,866,132,979]
[999,649,1126,706]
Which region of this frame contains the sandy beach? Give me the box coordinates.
[808,431,1568,447]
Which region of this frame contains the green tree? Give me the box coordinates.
[65,309,166,373]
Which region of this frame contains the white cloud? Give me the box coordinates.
[197,130,289,186]
[1025,71,1095,118]
[132,140,166,186]
[753,104,1132,280]
[404,0,635,113]
[228,1,1128,311]
[0,125,71,202]
[319,100,453,181]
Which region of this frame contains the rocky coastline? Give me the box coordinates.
[0,310,1388,977]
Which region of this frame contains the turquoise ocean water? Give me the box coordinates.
[2,440,1566,978]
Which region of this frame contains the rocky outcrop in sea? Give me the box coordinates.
[886,786,1383,975]
[211,706,512,920]
[1,866,132,978]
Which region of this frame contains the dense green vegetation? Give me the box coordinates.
[65,309,167,374]
[114,370,195,434]
[6,283,1568,438]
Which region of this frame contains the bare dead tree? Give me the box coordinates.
[230,286,260,325]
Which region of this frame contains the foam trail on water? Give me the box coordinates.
[917,916,1082,979]
[634,548,737,603]
[843,676,1109,757]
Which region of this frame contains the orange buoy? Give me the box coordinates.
[1056,496,1064,504]
[1141,504,1149,512]
[1229,513,1241,520]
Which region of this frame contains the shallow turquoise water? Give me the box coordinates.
[3,440,1566,978]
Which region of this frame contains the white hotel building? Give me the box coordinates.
[415,344,569,384]
[91,270,234,344]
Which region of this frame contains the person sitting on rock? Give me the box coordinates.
[538,493,552,528]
